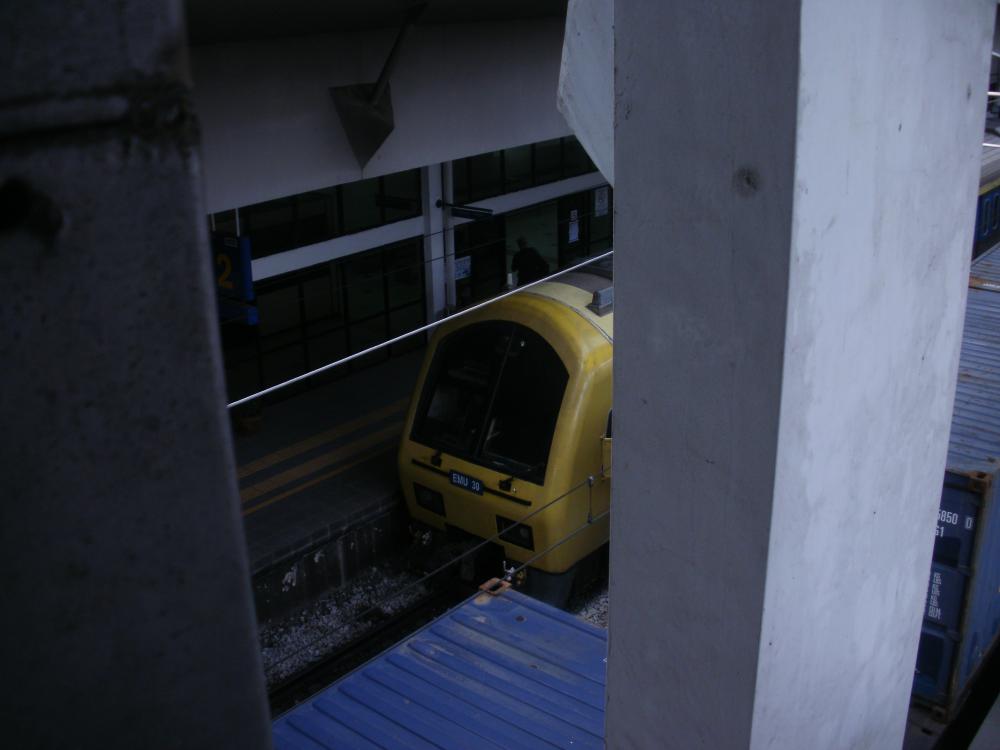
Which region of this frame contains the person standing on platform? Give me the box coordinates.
[512,236,549,286]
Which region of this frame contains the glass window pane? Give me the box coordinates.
[452,157,469,204]
[340,177,382,234]
[533,139,562,185]
[261,345,306,387]
[411,321,567,483]
[212,209,237,235]
[381,169,421,222]
[589,186,613,255]
[470,265,505,304]
[412,321,512,455]
[506,202,557,281]
[302,274,333,322]
[294,189,338,246]
[256,285,300,335]
[467,150,502,201]
[389,303,425,355]
[503,145,532,192]
[343,250,385,321]
[243,197,295,258]
[220,323,258,385]
[307,330,348,369]
[348,315,390,368]
[348,315,387,351]
[385,240,423,308]
[258,326,300,353]
[454,217,506,307]
[562,136,594,177]
[328,262,346,326]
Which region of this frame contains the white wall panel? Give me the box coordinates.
[191,20,571,212]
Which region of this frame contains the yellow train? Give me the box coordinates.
[397,262,613,603]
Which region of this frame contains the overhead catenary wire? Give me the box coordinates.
[227,248,614,408]
[268,473,604,672]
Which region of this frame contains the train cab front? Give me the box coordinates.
[397,315,576,592]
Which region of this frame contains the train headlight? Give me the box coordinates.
[496,515,534,550]
[414,483,445,517]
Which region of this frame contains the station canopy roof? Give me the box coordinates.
[185,0,568,45]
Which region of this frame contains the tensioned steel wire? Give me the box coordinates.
[228,248,614,408]
[268,472,609,673]
[219,202,612,328]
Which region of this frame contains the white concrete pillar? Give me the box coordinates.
[607,2,994,749]
[421,164,447,321]
[557,0,614,185]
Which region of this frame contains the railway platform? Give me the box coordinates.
[234,348,425,619]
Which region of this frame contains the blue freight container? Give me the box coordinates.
[912,247,1000,715]
[273,586,607,749]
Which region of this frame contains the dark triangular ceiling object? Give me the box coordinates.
[330,3,426,169]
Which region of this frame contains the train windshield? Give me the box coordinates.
[412,321,568,484]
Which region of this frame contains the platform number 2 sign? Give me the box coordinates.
[216,253,235,290]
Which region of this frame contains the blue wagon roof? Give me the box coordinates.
[273,588,608,749]
[948,246,1000,476]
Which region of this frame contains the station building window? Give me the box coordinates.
[213,137,605,403]
[452,135,598,205]
[220,236,425,403]
[503,145,533,192]
[454,215,508,309]
[212,168,422,262]
[454,184,613,310]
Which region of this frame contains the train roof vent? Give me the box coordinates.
[587,287,614,316]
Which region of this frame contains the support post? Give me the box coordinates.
[607,2,994,748]
[0,2,271,747]
[421,164,447,321]
[441,161,457,310]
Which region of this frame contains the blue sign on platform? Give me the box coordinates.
[211,232,257,324]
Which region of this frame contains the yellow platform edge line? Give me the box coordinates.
[237,397,409,480]
[242,443,397,517]
[240,421,403,504]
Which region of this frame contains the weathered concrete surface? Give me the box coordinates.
[607,1,993,748]
[753,4,993,747]
[0,2,188,103]
[0,2,270,747]
[558,0,614,185]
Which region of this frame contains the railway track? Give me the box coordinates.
[267,577,474,717]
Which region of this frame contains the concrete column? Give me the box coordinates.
[607,2,993,749]
[421,164,447,321]
[441,161,457,310]
[0,3,270,747]
[557,0,614,185]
